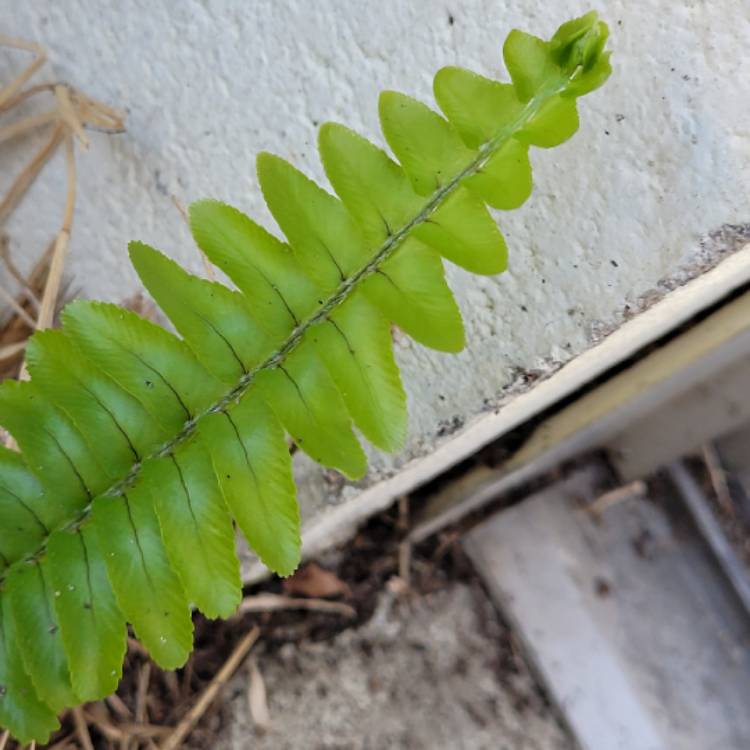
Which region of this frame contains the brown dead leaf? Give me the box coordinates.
[282,562,351,599]
[235,593,355,618]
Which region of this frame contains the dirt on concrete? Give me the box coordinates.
[27,504,574,749]
[205,582,574,750]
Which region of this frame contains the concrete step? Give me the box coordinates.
[464,464,750,750]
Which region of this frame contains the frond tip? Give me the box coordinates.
[0,11,611,743]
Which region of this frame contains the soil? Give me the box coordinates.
[206,583,573,750]
[31,507,573,749]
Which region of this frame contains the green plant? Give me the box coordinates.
[0,11,611,744]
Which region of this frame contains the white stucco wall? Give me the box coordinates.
[1,1,749,554]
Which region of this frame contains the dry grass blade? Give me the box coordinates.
[54,84,88,148]
[120,724,170,740]
[0,123,64,225]
[46,734,74,750]
[70,89,125,133]
[0,283,37,328]
[702,442,734,516]
[0,240,60,385]
[584,480,647,519]
[72,705,94,750]
[0,82,55,114]
[170,195,189,225]
[0,35,46,111]
[35,133,76,330]
[1,32,125,395]
[0,234,41,310]
[398,539,412,591]
[180,658,194,703]
[248,657,271,733]
[0,340,26,361]
[82,708,170,744]
[105,693,133,721]
[135,662,152,725]
[83,705,124,743]
[163,670,180,706]
[14,132,75,386]
[159,626,260,750]
[0,729,9,750]
[236,593,356,618]
[0,109,57,146]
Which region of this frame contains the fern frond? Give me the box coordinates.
[0,12,611,743]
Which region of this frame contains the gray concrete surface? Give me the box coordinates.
[2,1,750,554]
[204,583,573,750]
[465,466,750,750]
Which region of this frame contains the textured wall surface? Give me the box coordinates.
[1,1,749,541]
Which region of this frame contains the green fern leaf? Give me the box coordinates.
[92,486,194,669]
[0,448,51,565]
[313,293,407,453]
[256,152,369,291]
[46,525,127,701]
[5,559,77,711]
[363,238,464,351]
[198,396,300,576]
[0,382,107,502]
[129,242,271,384]
[62,300,225,421]
[141,442,243,620]
[0,597,59,745]
[0,12,611,743]
[254,342,368,477]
